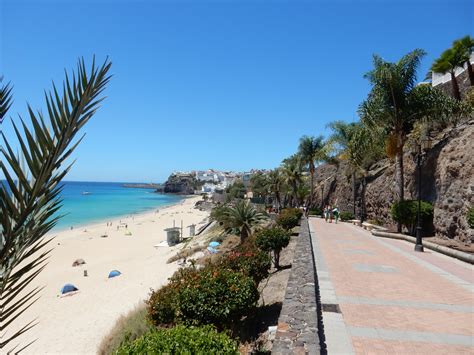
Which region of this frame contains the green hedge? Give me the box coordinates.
[339,211,355,221]
[468,207,474,229]
[308,207,323,216]
[391,200,433,235]
[116,325,238,354]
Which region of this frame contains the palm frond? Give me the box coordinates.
[0,78,13,123]
[0,57,112,350]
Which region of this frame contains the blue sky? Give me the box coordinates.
[1,0,472,182]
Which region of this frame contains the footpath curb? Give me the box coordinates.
[371,230,474,265]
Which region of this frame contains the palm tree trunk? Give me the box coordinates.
[395,140,404,233]
[275,191,281,212]
[450,70,461,100]
[360,175,367,224]
[352,170,356,217]
[467,60,474,86]
[292,182,298,207]
[310,169,314,209]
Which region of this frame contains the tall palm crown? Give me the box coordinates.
[267,169,283,210]
[281,155,303,207]
[360,49,460,231]
[297,135,327,208]
[430,47,465,100]
[360,49,425,226]
[453,35,474,86]
[327,121,358,159]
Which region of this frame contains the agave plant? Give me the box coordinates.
[0,58,111,351]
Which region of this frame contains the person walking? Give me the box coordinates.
[333,206,340,224]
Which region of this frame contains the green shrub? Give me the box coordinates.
[468,207,474,229]
[177,266,259,329]
[283,208,303,219]
[116,325,238,354]
[217,248,271,285]
[308,207,323,216]
[147,265,259,330]
[339,211,355,221]
[255,227,291,269]
[146,267,198,326]
[391,200,433,235]
[99,304,152,355]
[276,208,302,230]
[367,219,383,226]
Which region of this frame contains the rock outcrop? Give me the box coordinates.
[160,173,196,194]
[312,120,474,243]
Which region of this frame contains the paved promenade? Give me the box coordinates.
[309,217,474,354]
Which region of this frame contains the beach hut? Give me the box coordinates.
[60,284,78,295]
[108,270,121,278]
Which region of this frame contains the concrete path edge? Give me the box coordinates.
[371,230,474,265]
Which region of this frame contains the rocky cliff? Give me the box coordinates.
[312,120,474,243]
[159,173,196,195]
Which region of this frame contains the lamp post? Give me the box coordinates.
[414,134,432,252]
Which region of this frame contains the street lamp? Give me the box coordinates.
[414,134,432,252]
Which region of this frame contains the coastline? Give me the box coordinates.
[13,195,209,354]
[51,194,193,234]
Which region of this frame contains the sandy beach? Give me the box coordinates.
[12,196,209,354]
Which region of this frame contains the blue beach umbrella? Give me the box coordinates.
[208,241,220,248]
[60,283,78,295]
[108,270,122,278]
[207,246,218,254]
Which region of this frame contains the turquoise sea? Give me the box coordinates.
[49,181,183,230]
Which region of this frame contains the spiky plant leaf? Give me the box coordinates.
[0,57,111,350]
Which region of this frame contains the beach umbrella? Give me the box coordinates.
[208,241,220,248]
[108,270,122,278]
[60,284,78,295]
[207,246,218,254]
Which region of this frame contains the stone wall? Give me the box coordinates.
[312,121,474,243]
[273,218,324,354]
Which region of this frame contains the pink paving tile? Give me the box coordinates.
[340,304,474,335]
[352,337,473,355]
[383,238,474,284]
[311,219,473,306]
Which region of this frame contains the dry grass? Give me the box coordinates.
[98,303,151,355]
[167,245,205,263]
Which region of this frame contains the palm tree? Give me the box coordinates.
[267,169,283,211]
[327,121,360,216]
[0,58,111,351]
[453,35,474,86]
[431,47,465,100]
[359,49,455,231]
[297,136,329,209]
[281,155,303,207]
[346,124,385,222]
[222,200,266,243]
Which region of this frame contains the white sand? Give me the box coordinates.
[11,196,209,354]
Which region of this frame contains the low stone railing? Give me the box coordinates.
[272,218,323,354]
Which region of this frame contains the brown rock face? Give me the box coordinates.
[312,121,474,243]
